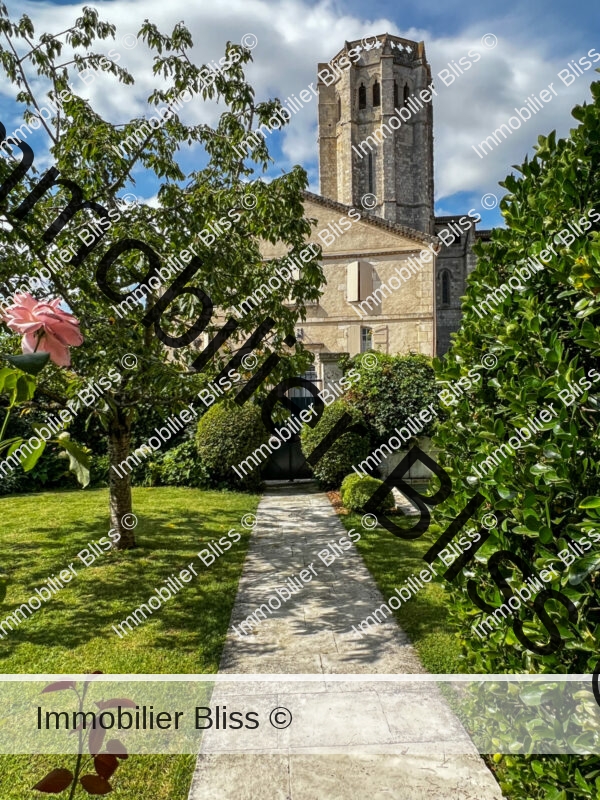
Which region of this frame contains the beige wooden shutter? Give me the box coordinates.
[347,261,360,302]
[347,325,361,354]
[359,260,373,300]
[373,324,388,352]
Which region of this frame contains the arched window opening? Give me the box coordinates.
[358,83,366,109]
[373,81,380,107]
[336,95,341,122]
[403,83,410,106]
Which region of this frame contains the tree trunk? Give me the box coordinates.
[108,418,136,549]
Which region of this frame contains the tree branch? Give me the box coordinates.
[2,31,57,144]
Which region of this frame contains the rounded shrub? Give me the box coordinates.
[340,473,394,512]
[196,403,267,490]
[300,400,370,489]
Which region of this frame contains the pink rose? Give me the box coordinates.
[1,293,83,367]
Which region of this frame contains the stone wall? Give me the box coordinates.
[317,34,434,235]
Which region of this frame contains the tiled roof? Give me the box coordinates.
[302,190,439,246]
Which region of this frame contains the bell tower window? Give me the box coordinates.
[403,83,410,106]
[373,81,380,107]
[358,83,366,110]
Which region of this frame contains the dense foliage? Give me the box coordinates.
[340,473,394,512]
[300,400,370,489]
[431,75,600,795]
[343,352,439,441]
[195,403,266,491]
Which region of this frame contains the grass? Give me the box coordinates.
[0,486,259,799]
[333,497,464,674]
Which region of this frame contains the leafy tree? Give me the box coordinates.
[431,75,600,794]
[344,352,439,441]
[0,5,322,546]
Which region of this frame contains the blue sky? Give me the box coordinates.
[2,0,599,230]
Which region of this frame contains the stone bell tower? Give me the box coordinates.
[317,34,435,235]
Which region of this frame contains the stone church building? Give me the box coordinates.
[261,32,485,389]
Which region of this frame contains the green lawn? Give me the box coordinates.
[337,508,464,674]
[0,486,259,800]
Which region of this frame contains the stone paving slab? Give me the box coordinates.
[188,484,504,799]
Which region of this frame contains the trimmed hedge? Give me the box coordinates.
[341,473,394,512]
[300,400,370,489]
[196,403,267,490]
[431,78,600,797]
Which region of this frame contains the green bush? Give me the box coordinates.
[196,403,267,490]
[89,453,110,488]
[343,351,440,441]
[340,473,394,512]
[160,439,209,487]
[300,400,370,489]
[430,78,600,796]
[90,451,162,488]
[0,441,77,496]
[130,455,163,487]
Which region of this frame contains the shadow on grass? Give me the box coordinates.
[339,510,464,673]
[0,488,259,673]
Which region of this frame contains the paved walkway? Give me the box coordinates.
[188,484,504,800]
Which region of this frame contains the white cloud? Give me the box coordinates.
[6,0,599,211]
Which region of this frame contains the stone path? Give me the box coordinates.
[188,484,504,800]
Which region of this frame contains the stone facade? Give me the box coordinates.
[434,216,479,354]
[311,33,481,363]
[254,33,482,386]
[318,34,434,235]
[260,193,439,379]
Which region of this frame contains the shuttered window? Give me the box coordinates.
[347,261,373,302]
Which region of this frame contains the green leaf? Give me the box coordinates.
[568,552,600,585]
[55,435,91,488]
[7,437,45,471]
[518,685,545,706]
[580,496,600,509]
[531,463,553,475]
[4,352,49,375]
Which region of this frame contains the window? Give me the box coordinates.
[358,83,366,109]
[336,95,341,122]
[372,80,380,107]
[441,270,451,305]
[347,261,373,302]
[393,80,399,108]
[361,327,373,352]
[289,364,320,411]
[367,152,374,194]
[403,83,410,106]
